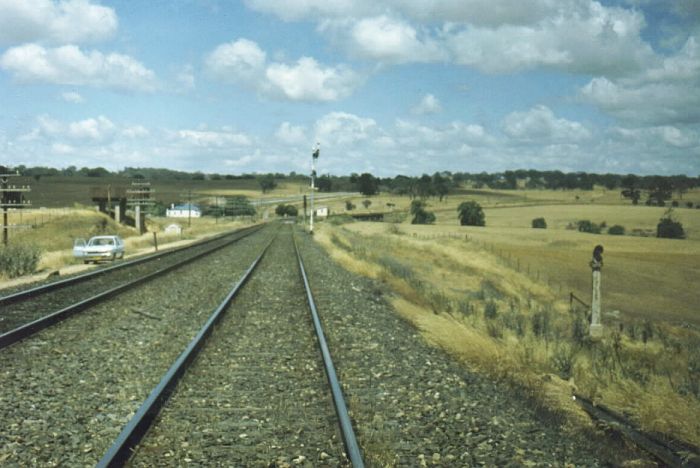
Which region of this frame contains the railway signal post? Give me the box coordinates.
[310,142,319,235]
[589,244,604,338]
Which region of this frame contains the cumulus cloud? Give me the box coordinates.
[244,0,563,26]
[205,38,266,84]
[275,122,307,145]
[247,0,656,76]
[411,93,442,114]
[580,35,700,125]
[314,112,379,146]
[30,114,116,141]
[0,44,159,92]
[335,15,447,63]
[502,105,592,142]
[205,38,361,101]
[0,0,118,45]
[445,2,654,75]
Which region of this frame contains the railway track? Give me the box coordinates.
[574,393,700,467]
[2,221,689,466]
[0,226,275,466]
[102,226,362,466]
[0,224,263,348]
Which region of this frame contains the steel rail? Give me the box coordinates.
[293,233,365,467]
[574,393,700,467]
[0,225,263,350]
[97,238,273,468]
[0,224,262,307]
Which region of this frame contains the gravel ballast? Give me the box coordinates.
[130,225,348,466]
[0,226,274,466]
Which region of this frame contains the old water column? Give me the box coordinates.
[589,244,604,338]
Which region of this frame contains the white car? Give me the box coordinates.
[74,235,125,263]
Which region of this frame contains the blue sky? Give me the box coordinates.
[0,0,698,176]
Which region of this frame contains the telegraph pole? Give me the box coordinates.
[310,142,319,235]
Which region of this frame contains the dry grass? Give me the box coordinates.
[0,208,254,279]
[313,202,700,447]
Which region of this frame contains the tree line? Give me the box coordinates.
[9,165,699,202]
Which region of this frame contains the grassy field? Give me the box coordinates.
[312,188,700,448]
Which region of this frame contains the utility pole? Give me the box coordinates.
[310,142,319,235]
[589,244,604,338]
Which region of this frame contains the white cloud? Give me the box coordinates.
[59,91,84,103]
[0,44,159,92]
[68,116,116,140]
[248,0,656,76]
[205,38,266,84]
[580,36,700,125]
[445,2,654,75]
[502,105,592,142]
[411,93,442,115]
[0,0,117,45]
[275,122,307,145]
[51,142,75,155]
[265,57,359,101]
[244,0,564,26]
[314,112,378,146]
[205,38,361,101]
[343,15,447,63]
[175,128,252,147]
[122,125,150,139]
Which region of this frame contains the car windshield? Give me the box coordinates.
[89,238,114,246]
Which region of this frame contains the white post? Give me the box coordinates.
[589,245,604,338]
[310,143,319,234]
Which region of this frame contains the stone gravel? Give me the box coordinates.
[0,226,274,466]
[131,225,348,467]
[294,228,606,466]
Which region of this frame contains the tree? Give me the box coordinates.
[531,217,547,229]
[457,201,485,226]
[621,174,641,205]
[432,172,450,201]
[258,174,277,193]
[657,209,685,239]
[577,220,601,234]
[345,200,355,211]
[362,199,372,210]
[607,225,625,235]
[356,173,379,196]
[317,175,333,192]
[412,209,435,224]
[275,204,297,217]
[410,199,435,224]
